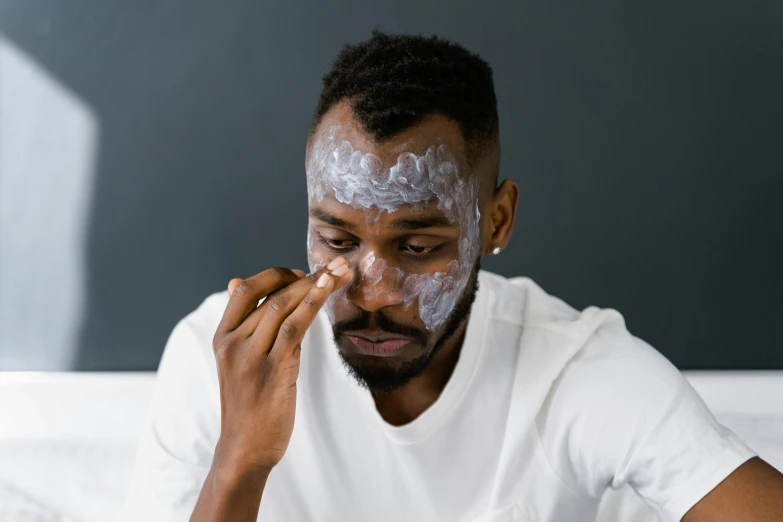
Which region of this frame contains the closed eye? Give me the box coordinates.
[317,234,358,252]
[314,231,447,259]
[402,243,445,257]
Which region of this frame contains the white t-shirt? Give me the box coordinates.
[125,270,756,522]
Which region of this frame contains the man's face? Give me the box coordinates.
[305,104,488,393]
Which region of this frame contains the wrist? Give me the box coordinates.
[212,460,269,494]
[213,438,274,483]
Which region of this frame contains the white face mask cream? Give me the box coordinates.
[306,125,481,331]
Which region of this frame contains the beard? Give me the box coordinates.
[332,258,482,394]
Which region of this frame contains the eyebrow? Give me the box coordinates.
[390,216,456,230]
[309,209,457,232]
[310,208,356,232]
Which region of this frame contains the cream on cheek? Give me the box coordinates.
[306,125,481,330]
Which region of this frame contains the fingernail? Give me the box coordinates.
[326,257,346,271]
[316,273,330,288]
[330,264,351,277]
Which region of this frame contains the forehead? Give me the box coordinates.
[309,193,457,231]
[306,101,470,170]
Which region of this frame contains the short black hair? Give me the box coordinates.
[311,30,499,164]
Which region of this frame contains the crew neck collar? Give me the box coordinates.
[326,270,494,445]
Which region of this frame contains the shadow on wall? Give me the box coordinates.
[0,34,99,370]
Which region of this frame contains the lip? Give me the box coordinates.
[345,334,413,357]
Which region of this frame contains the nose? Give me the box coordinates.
[346,253,404,313]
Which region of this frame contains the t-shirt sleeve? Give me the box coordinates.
[535,313,758,521]
[123,295,223,522]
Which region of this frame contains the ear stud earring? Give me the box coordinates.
[492,247,502,255]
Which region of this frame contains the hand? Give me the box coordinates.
[211,258,353,477]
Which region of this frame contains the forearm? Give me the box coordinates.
[189,454,270,522]
[190,266,349,521]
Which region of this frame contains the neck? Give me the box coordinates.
[371,317,469,426]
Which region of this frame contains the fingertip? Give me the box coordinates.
[292,269,307,278]
[316,272,332,289]
[227,278,243,294]
[334,267,354,288]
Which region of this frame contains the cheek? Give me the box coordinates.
[306,232,333,272]
[323,287,346,323]
[307,251,329,273]
[399,262,464,330]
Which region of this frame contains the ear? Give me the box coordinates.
[484,179,519,254]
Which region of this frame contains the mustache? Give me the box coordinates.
[332,309,429,345]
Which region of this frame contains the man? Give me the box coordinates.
[126,31,783,521]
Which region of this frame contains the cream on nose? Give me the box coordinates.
[346,252,405,310]
[358,252,383,284]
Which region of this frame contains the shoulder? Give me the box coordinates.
[479,272,697,496]
[479,270,624,342]
[177,289,230,344]
[483,272,679,430]
[156,289,229,380]
[529,297,701,496]
[126,291,228,518]
[480,270,667,375]
[541,313,687,426]
[524,290,757,517]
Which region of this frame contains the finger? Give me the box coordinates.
[249,259,353,351]
[234,270,323,340]
[216,267,301,335]
[269,267,354,358]
[229,269,310,335]
[227,278,243,295]
[245,256,353,337]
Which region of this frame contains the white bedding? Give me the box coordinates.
[0,371,781,522]
[0,482,83,522]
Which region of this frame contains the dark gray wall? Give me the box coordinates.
[1,0,781,371]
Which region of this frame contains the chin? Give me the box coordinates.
[335,338,435,393]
